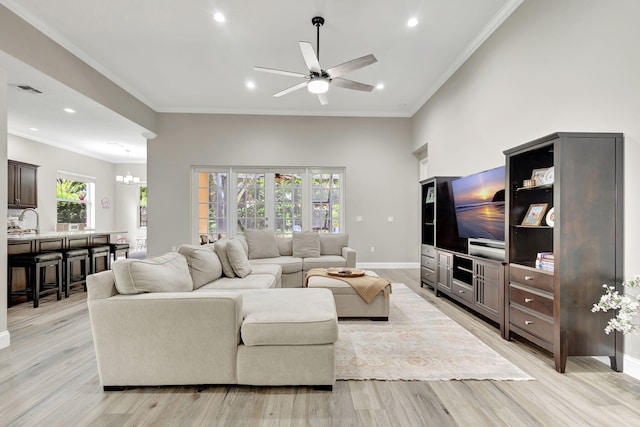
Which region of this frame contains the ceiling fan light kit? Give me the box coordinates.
[307,77,329,94]
[254,16,377,104]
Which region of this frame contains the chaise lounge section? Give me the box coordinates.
[86,250,339,389]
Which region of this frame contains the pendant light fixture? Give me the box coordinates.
[116,149,140,185]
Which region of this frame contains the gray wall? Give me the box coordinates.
[411,0,640,361]
[148,113,418,265]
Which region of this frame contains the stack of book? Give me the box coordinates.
[535,252,554,272]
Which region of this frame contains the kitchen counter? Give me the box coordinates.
[7,230,126,241]
[7,230,127,255]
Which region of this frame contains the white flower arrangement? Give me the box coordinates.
[592,275,640,335]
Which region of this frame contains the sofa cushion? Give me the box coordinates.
[277,237,293,256]
[249,263,282,288]
[214,238,236,277]
[319,233,349,256]
[245,229,280,259]
[177,244,223,289]
[112,252,193,294]
[250,256,302,274]
[239,288,338,346]
[292,231,321,258]
[197,274,277,290]
[227,238,252,278]
[303,255,347,271]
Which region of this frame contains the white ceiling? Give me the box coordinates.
[0,0,521,163]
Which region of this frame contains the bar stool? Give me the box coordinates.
[63,248,90,297]
[109,242,130,263]
[8,252,63,308]
[87,246,111,274]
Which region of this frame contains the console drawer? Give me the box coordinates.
[421,268,435,287]
[510,305,553,343]
[451,280,474,304]
[421,255,435,270]
[510,264,553,293]
[421,244,435,257]
[510,284,553,317]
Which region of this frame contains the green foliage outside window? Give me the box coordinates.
[56,179,87,224]
[139,186,148,228]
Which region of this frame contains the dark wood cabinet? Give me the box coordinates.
[420,176,465,289]
[504,132,624,373]
[436,249,505,330]
[8,160,39,208]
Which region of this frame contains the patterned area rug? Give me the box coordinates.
[335,283,534,381]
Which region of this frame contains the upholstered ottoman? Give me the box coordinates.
[235,288,338,387]
[306,271,391,320]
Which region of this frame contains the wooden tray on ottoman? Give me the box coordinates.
[326,268,365,277]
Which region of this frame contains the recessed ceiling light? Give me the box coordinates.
[407,17,418,27]
[214,12,226,23]
[246,81,256,89]
[64,107,76,113]
[29,127,39,131]
[376,83,385,90]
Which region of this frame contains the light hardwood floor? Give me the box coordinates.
[2,269,640,426]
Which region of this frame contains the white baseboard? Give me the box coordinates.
[0,330,10,350]
[356,262,420,269]
[592,355,640,381]
[623,354,640,380]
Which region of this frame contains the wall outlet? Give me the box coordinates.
[370,246,375,252]
[356,216,363,222]
[388,216,394,222]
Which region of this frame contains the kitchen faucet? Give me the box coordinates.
[18,207,40,234]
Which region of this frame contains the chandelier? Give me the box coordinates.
[116,149,141,185]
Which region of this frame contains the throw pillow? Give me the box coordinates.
[214,238,236,277]
[277,237,293,256]
[319,233,349,255]
[292,231,321,258]
[245,229,280,259]
[177,244,223,289]
[236,235,249,257]
[226,238,252,278]
[112,252,193,294]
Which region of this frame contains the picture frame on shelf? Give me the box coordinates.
[426,187,435,203]
[531,168,550,186]
[521,203,548,227]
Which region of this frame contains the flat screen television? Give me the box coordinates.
[450,166,506,242]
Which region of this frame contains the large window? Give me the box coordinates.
[193,167,343,241]
[138,185,148,228]
[196,171,228,239]
[56,171,95,228]
[311,171,342,233]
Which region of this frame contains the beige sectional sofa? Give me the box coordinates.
[241,230,357,288]
[86,243,339,390]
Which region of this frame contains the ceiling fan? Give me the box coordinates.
[254,16,377,105]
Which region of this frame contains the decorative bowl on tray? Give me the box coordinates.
[326,267,365,277]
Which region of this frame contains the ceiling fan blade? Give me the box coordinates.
[273,81,308,97]
[331,78,375,92]
[325,54,377,78]
[254,66,307,78]
[317,93,328,105]
[299,42,321,74]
